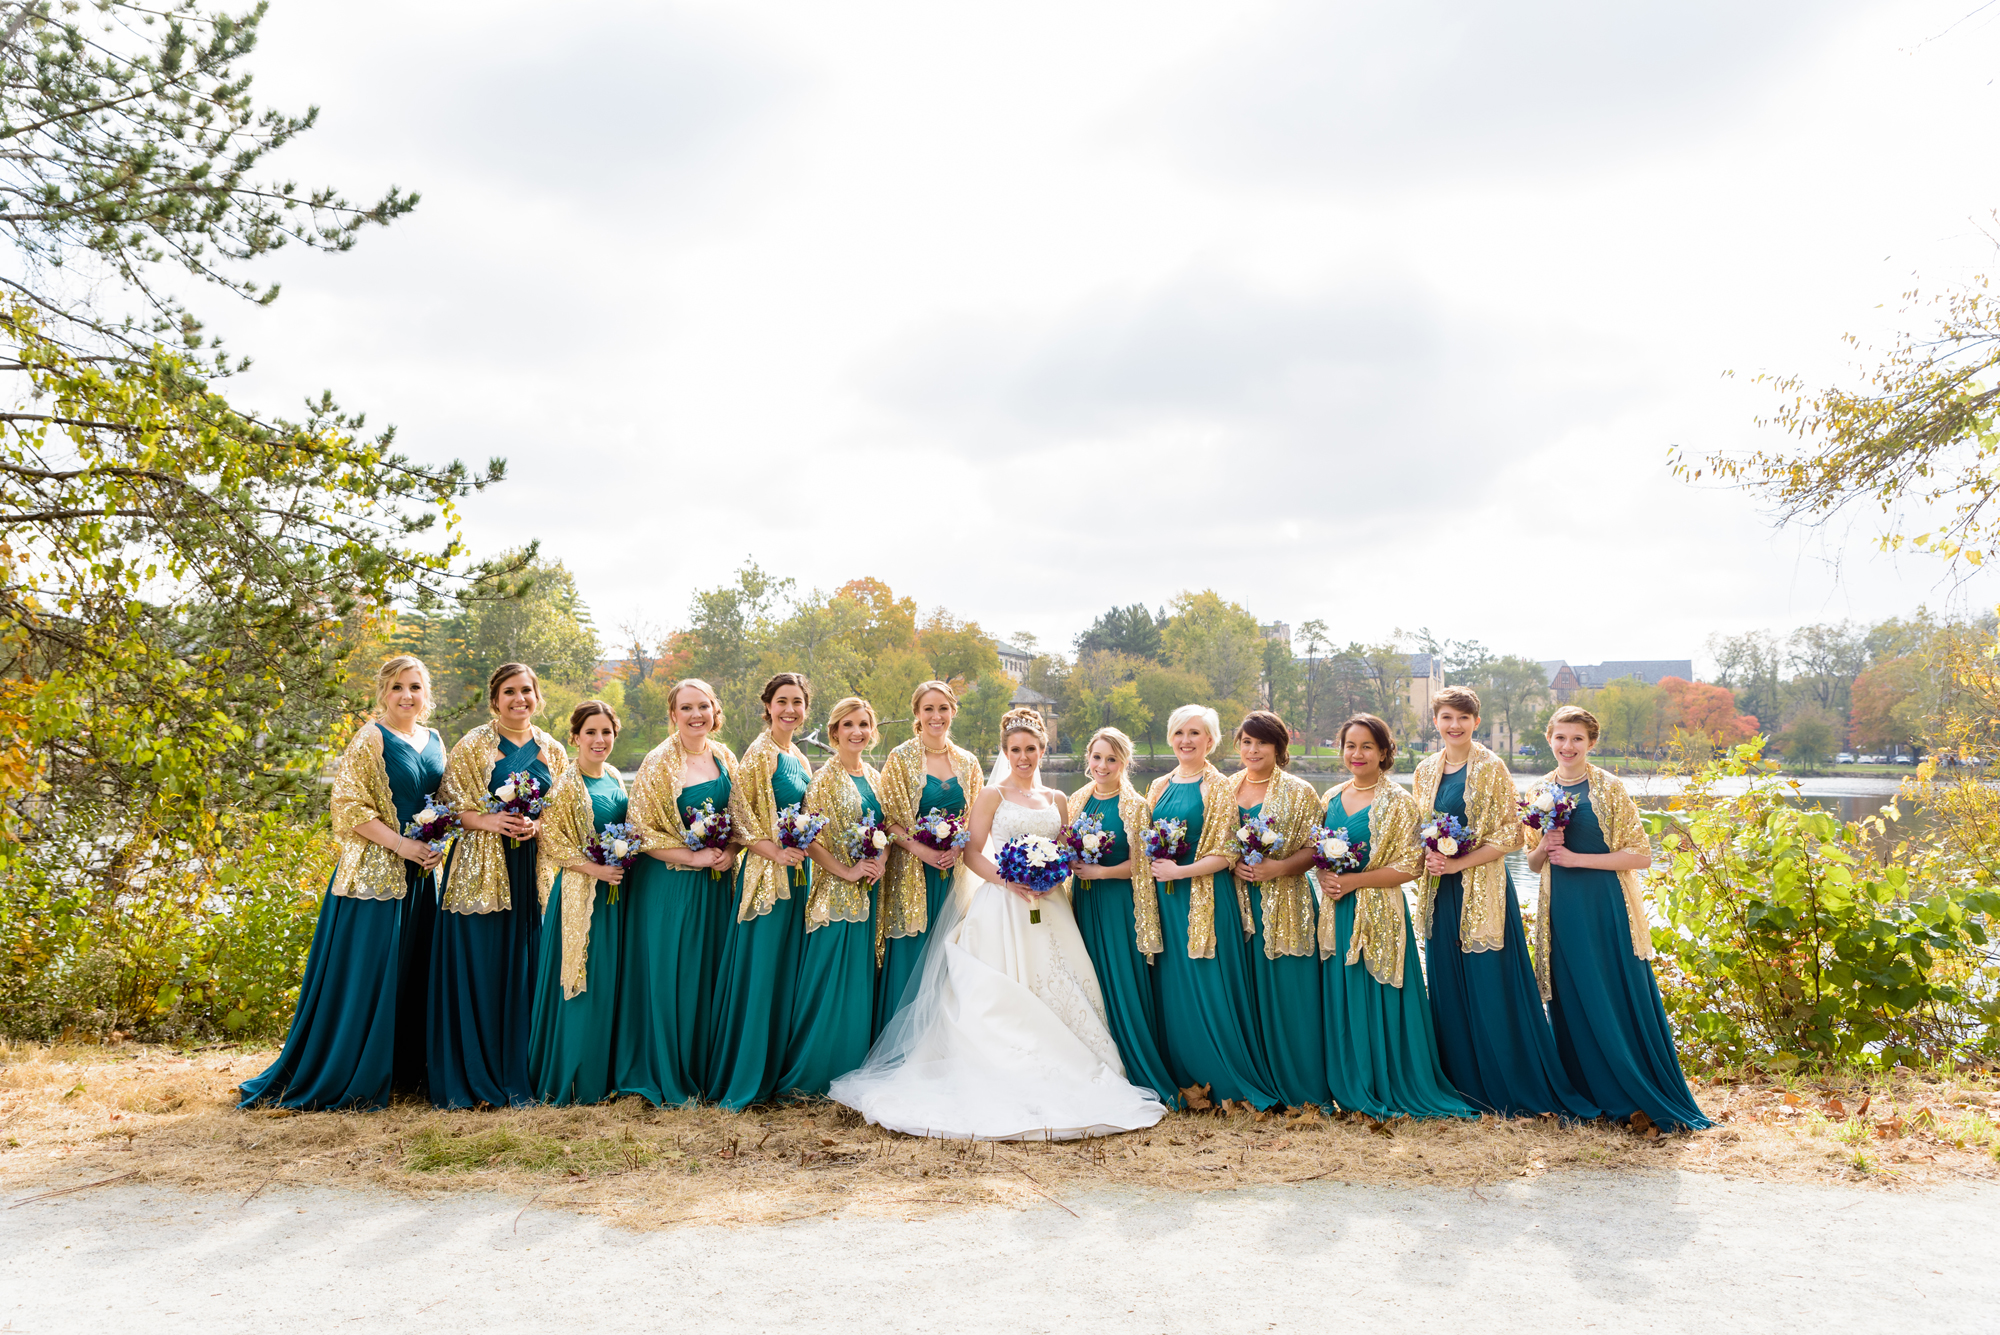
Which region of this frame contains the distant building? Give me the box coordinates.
[1404,652,1445,721]
[1541,659,1695,703]
[1260,622,1291,647]
[995,641,1034,681]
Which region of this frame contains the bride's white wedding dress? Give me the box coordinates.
[829,796,1169,1140]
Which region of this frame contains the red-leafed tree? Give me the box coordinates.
[1660,676,1760,745]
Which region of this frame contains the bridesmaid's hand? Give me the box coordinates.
[1424,849,1460,876]
[849,856,885,884]
[1546,844,1581,868]
[1149,858,1182,885]
[1543,825,1566,850]
[702,846,735,871]
[923,845,959,872]
[400,838,443,871]
[1322,873,1347,900]
[1071,863,1098,882]
[597,863,627,885]
[1237,859,1273,884]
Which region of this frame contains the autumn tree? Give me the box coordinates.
[1659,676,1759,748]
[1161,590,1261,718]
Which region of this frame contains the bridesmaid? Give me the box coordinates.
[1317,714,1476,1120]
[1417,687,1597,1119]
[1145,705,1282,1110]
[781,696,889,1097]
[528,700,629,1105]
[1063,726,1176,1107]
[239,656,445,1110]
[708,673,816,1109]
[1228,710,1332,1112]
[1529,707,1709,1131]
[875,679,983,1035]
[613,677,739,1106]
[429,662,568,1109]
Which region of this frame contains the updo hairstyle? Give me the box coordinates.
[666,677,724,732]
[1338,713,1397,770]
[373,654,433,721]
[1086,726,1134,770]
[761,671,813,723]
[909,678,959,718]
[569,699,622,737]
[487,662,539,707]
[825,696,879,746]
[1000,706,1048,751]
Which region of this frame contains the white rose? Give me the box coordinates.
[1532,791,1556,812]
[1237,825,1251,841]
[611,839,629,859]
[495,783,516,802]
[1437,836,1460,857]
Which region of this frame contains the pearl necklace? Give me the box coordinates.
[1347,777,1382,793]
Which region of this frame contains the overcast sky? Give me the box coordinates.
[204,0,2000,670]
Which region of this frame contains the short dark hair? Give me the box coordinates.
[760,671,813,723]
[1234,710,1292,769]
[1432,685,1481,719]
[569,699,621,737]
[1338,714,1397,770]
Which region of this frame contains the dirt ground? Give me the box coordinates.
[4,1041,1996,1228]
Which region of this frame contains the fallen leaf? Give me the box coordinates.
[1856,1095,1872,1118]
[1269,1139,1292,1151]
[1179,1083,1213,1112]
[820,1137,836,1147]
[1825,1097,1845,1117]
[1630,1111,1658,1139]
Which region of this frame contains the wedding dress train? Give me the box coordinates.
[829,797,1169,1140]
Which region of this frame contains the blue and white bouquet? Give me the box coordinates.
[1518,781,1581,835]
[1232,811,1284,866]
[584,821,641,902]
[681,798,734,881]
[910,806,971,854]
[1141,818,1190,892]
[773,802,829,887]
[1419,812,1474,861]
[1062,811,1114,867]
[488,770,546,848]
[845,812,892,866]
[995,834,1073,924]
[403,795,459,857]
[1308,825,1367,876]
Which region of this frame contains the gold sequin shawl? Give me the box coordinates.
[729,730,815,923]
[1145,763,1243,960]
[329,722,428,901]
[1228,768,1324,961]
[1063,779,1163,960]
[538,766,628,1001]
[439,722,569,915]
[875,737,984,947]
[1316,779,1422,987]
[628,732,740,860]
[1529,765,1653,1000]
[1412,742,1521,954]
[803,758,882,933]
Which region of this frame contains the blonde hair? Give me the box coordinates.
[909,678,958,721]
[1547,705,1600,744]
[1086,726,1133,771]
[1000,705,1048,750]
[1166,703,1221,755]
[667,677,725,734]
[826,696,879,748]
[373,655,433,722]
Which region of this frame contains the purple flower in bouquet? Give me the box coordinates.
[909,806,970,855]
[844,812,892,866]
[1062,812,1114,868]
[1141,818,1189,891]
[1419,812,1475,862]
[584,821,640,902]
[681,798,734,881]
[487,770,546,848]
[1518,780,1581,835]
[1308,825,1367,876]
[995,834,1072,923]
[1232,811,1284,867]
[403,795,459,857]
[773,802,828,888]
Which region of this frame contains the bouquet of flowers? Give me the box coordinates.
[1308,825,1368,877]
[1518,780,1581,836]
[488,771,546,848]
[403,795,459,857]
[1232,811,1285,867]
[773,802,829,887]
[1419,812,1475,867]
[1141,818,1189,891]
[995,834,1073,923]
[1062,811,1114,869]
[584,821,641,902]
[844,813,892,867]
[909,806,970,855]
[681,798,734,880]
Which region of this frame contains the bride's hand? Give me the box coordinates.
[1005,882,1037,904]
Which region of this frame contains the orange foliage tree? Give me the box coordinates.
[1659,676,1759,745]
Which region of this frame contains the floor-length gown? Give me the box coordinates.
[527,771,628,1104]
[1320,799,1476,1121]
[428,733,548,1109]
[1425,767,1598,1119]
[1153,779,1281,1108]
[1071,794,1177,1106]
[875,772,964,1036]
[613,770,733,1106]
[239,724,444,1110]
[778,771,883,1099]
[1243,797,1330,1111]
[829,798,1167,1140]
[708,750,813,1109]
[1546,781,1709,1130]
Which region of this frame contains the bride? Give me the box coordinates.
[829,708,1169,1140]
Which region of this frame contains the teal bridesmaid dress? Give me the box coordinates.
[1425,766,1599,1119]
[778,773,883,1098]
[240,724,444,1110]
[427,732,549,1108]
[874,772,964,1036]
[527,771,628,1105]
[708,751,813,1109]
[1546,781,1709,1130]
[1243,799,1331,1111]
[1071,795,1177,1105]
[613,770,733,1106]
[1153,779,1282,1108]
[1320,801,1476,1120]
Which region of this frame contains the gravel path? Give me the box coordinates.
[3,1171,1992,1332]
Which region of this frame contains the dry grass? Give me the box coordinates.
[3,1041,1997,1230]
